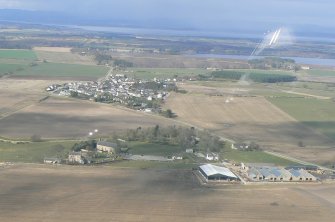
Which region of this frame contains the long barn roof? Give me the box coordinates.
[199,164,237,178]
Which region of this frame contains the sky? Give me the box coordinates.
[0,0,333,35]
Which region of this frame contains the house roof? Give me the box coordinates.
[199,164,237,179]
[97,141,117,148]
[289,169,315,179]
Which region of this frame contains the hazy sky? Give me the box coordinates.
[0,0,333,32]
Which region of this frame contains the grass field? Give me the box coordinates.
[0,141,75,163]
[232,69,294,75]
[110,160,197,169]
[129,141,183,156]
[268,97,335,140]
[304,69,335,77]
[0,49,37,60]
[126,68,209,79]
[13,62,109,78]
[222,149,298,166]
[0,63,28,75]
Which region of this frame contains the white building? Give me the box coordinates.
[199,164,238,181]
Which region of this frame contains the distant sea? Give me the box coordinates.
[68,25,335,67]
[70,25,335,43]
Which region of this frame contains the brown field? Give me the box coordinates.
[164,91,335,164]
[0,96,177,139]
[34,47,95,65]
[0,79,56,119]
[34,47,72,52]
[0,78,178,139]
[0,164,334,222]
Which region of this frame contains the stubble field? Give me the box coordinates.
[0,164,334,222]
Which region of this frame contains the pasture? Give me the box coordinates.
[268,97,335,140]
[0,63,28,75]
[13,62,109,79]
[0,165,334,222]
[222,149,298,166]
[129,141,182,156]
[304,68,335,77]
[0,141,75,163]
[126,68,209,80]
[0,49,37,60]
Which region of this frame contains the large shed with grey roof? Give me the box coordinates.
[199,164,238,181]
[97,141,118,153]
[248,166,316,182]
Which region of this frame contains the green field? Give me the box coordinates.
[0,49,37,60]
[0,63,29,75]
[129,141,183,156]
[14,62,109,78]
[268,97,335,139]
[222,149,298,166]
[127,68,209,79]
[305,69,335,77]
[0,141,75,163]
[109,160,197,169]
[235,69,294,75]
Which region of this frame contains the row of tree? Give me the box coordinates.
[122,125,224,153]
[249,73,297,83]
[211,70,244,80]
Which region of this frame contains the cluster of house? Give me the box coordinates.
[67,141,118,165]
[46,74,174,112]
[245,165,317,182]
[194,151,219,161]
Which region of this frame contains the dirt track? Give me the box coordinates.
[0,164,334,222]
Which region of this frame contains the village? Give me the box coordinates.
[46,73,178,113]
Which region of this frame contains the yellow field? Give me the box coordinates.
[33,47,95,65]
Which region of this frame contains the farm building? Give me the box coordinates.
[285,165,319,172]
[288,169,316,181]
[199,164,238,181]
[68,152,84,164]
[44,157,61,164]
[97,141,118,153]
[248,167,292,182]
[248,166,316,182]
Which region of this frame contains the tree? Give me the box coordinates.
[31,134,42,142]
[198,131,223,153]
[178,127,196,149]
[70,91,78,98]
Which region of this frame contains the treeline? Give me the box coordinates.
[113,59,133,68]
[211,70,244,80]
[249,57,300,71]
[122,125,224,153]
[249,73,297,83]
